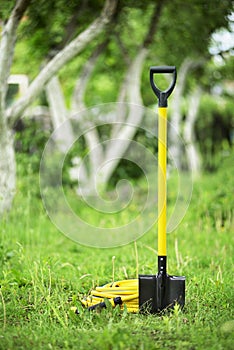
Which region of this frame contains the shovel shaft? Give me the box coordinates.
[150,66,177,275]
[158,107,167,258]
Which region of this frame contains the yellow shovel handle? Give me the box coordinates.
[150,65,176,272]
[158,107,167,256]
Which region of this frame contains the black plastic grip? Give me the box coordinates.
[150,66,177,107]
[88,297,122,311]
[88,301,106,311]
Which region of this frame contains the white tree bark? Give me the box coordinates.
[0,131,16,215]
[183,86,202,175]
[0,0,31,120]
[71,40,109,114]
[101,48,148,185]
[0,0,31,215]
[169,58,196,169]
[71,40,111,192]
[169,58,204,169]
[45,76,75,153]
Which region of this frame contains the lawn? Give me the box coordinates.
[0,153,233,349]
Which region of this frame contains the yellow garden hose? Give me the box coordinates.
[81,279,139,312]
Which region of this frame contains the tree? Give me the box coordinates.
[0,0,31,214]
[57,1,166,195]
[0,0,118,215]
[169,57,204,173]
[43,0,234,194]
[0,0,233,215]
[159,0,234,174]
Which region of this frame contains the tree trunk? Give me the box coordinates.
[183,86,202,175]
[0,1,31,215]
[100,48,148,186]
[0,129,16,216]
[0,0,31,119]
[45,76,75,153]
[169,58,204,170]
[169,58,195,169]
[73,47,148,195]
[69,1,165,194]
[70,40,108,194]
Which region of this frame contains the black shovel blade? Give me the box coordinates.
[139,273,185,313]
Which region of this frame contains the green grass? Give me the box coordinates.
[0,153,234,350]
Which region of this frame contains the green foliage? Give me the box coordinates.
[221,56,234,79]
[157,0,232,61]
[0,0,15,18]
[1,0,233,299]
[195,94,234,170]
[19,0,101,58]
[10,0,232,103]
[14,118,50,176]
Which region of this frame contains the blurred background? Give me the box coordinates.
[0,3,234,348]
[0,0,234,214]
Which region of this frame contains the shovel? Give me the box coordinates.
[139,66,185,313]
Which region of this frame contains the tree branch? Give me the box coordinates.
[45,76,75,153]
[56,2,85,51]
[184,86,202,174]
[7,0,118,125]
[112,1,165,137]
[114,32,131,65]
[0,0,31,81]
[143,0,166,48]
[103,47,148,183]
[169,57,204,169]
[102,0,168,183]
[71,39,109,112]
[71,38,109,178]
[47,0,88,56]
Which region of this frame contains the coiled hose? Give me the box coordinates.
[81,279,139,312]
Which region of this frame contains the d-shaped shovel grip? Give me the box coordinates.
[150,66,177,107]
